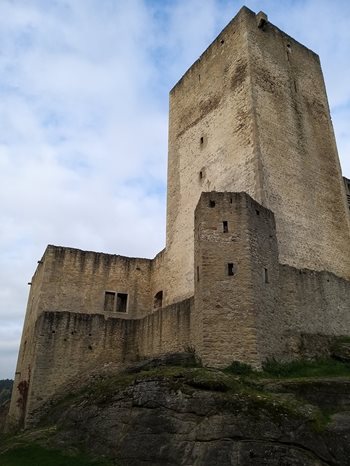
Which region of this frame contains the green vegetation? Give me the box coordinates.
[261,358,350,378]
[4,356,350,464]
[224,360,254,375]
[223,358,350,379]
[0,444,113,466]
[0,380,13,405]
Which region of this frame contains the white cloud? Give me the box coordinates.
[0,0,349,378]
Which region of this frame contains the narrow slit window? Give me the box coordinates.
[154,291,163,309]
[228,263,235,276]
[223,221,228,233]
[197,266,200,282]
[116,293,128,313]
[264,268,269,284]
[104,291,115,312]
[200,136,204,145]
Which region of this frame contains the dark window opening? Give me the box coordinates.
[200,136,204,145]
[116,293,128,313]
[228,263,235,276]
[154,291,163,309]
[220,39,225,44]
[199,171,203,180]
[209,200,216,208]
[197,266,200,282]
[264,268,269,284]
[256,209,260,216]
[104,291,115,313]
[230,197,233,204]
[223,221,228,233]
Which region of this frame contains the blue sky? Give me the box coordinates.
[0,0,349,379]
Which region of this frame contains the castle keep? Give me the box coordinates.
[7,7,350,430]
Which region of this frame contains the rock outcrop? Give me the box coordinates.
[36,356,350,466]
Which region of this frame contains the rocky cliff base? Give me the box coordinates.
[3,354,350,465]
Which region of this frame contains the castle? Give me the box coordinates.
[7,7,350,431]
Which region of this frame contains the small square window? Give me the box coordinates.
[209,200,216,208]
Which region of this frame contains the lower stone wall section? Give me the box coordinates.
[277,267,350,360]
[22,298,192,427]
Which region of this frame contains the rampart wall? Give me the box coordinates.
[35,246,154,319]
[9,299,192,428]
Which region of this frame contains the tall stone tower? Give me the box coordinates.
[6,6,350,432]
[165,7,350,305]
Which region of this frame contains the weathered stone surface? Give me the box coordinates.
[43,368,350,466]
[124,352,201,374]
[331,338,350,363]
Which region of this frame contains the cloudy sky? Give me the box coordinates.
[0,0,349,379]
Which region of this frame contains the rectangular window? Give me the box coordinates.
[116,293,128,313]
[228,263,235,276]
[104,291,128,312]
[104,292,115,312]
[264,268,269,284]
[223,221,228,233]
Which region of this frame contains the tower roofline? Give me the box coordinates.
[170,6,319,95]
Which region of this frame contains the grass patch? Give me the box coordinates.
[0,444,112,466]
[224,360,254,375]
[261,358,350,378]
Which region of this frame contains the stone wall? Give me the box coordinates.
[275,266,350,360]
[246,12,350,280]
[35,245,154,319]
[193,191,350,368]
[193,192,279,368]
[165,6,350,307]
[344,177,350,211]
[8,299,192,429]
[166,7,257,305]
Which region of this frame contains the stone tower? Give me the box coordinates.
[165,7,350,305]
[6,6,350,432]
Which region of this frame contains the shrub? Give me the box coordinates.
[224,360,253,375]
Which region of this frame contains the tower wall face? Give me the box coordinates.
[166,8,258,304]
[193,192,279,368]
[165,7,350,305]
[246,15,350,280]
